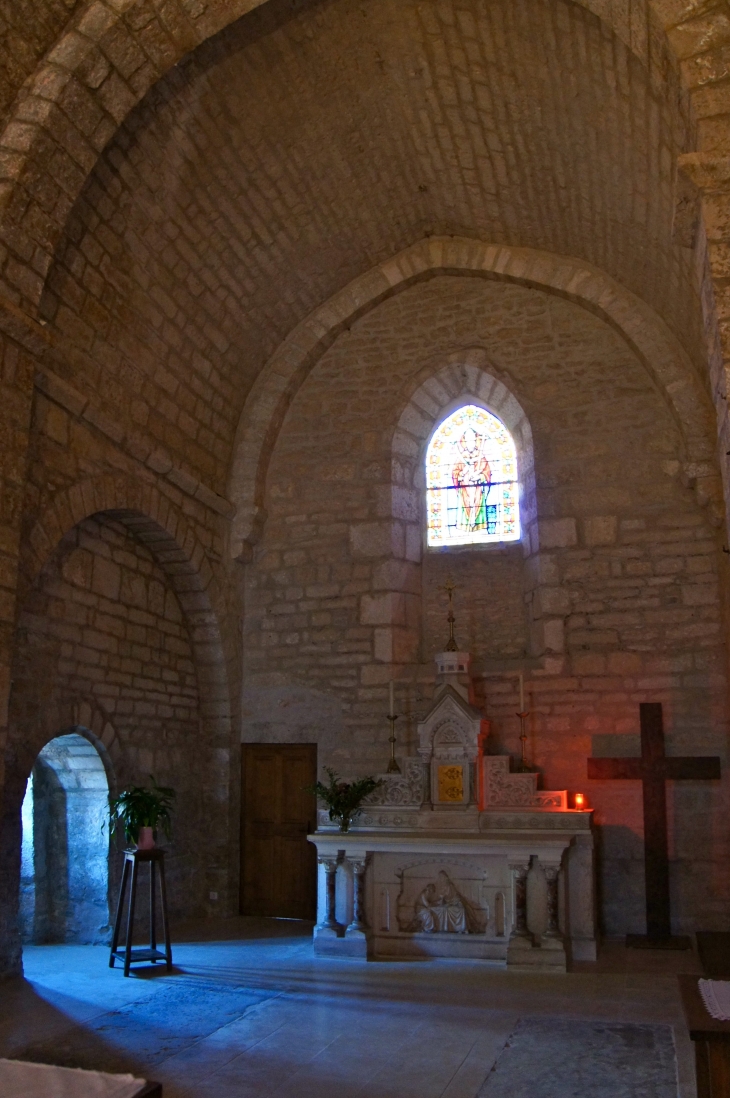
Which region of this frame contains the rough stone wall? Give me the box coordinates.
[0,326,36,784]
[244,274,728,936]
[423,548,528,662]
[10,514,205,915]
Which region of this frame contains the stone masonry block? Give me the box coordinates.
[533,586,570,616]
[91,555,121,600]
[583,515,618,545]
[372,625,419,664]
[539,518,578,549]
[350,522,403,559]
[373,627,392,663]
[372,560,421,594]
[524,552,559,589]
[392,626,419,663]
[361,592,405,626]
[607,651,643,675]
[405,523,422,562]
[375,485,419,521]
[572,652,606,675]
[543,618,565,653]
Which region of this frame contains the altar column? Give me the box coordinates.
[510,861,531,940]
[317,855,341,936]
[543,864,561,939]
[340,855,369,957]
[346,856,368,937]
[506,860,537,968]
[540,861,567,967]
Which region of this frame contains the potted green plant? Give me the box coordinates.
[108,776,176,850]
[308,767,383,833]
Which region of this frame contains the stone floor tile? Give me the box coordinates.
[440,1024,517,1098]
[0,918,706,1098]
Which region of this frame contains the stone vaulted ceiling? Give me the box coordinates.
[37,0,705,494]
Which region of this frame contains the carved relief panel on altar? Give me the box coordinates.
[391,859,508,938]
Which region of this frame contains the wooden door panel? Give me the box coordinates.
[247,750,280,819]
[241,743,317,919]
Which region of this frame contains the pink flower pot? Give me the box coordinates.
[136,826,155,850]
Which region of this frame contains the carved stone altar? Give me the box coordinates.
[308,653,597,968]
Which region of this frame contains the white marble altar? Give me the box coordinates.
[308,653,597,969]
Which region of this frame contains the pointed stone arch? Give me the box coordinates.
[11,695,120,795]
[22,472,216,597]
[21,472,234,744]
[229,237,722,560]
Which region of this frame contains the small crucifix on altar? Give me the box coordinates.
[587,702,720,949]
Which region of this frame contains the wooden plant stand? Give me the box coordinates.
[109,848,173,977]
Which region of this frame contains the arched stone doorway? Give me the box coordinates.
[20,731,111,945]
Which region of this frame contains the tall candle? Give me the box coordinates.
[389,680,395,718]
[519,672,525,712]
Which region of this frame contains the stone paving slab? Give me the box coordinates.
[478,1017,678,1098]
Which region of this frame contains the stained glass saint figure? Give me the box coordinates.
[452,425,494,532]
[426,405,520,547]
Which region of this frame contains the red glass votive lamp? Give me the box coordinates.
[574,792,586,810]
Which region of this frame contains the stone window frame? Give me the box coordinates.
[392,349,537,563]
[390,350,564,669]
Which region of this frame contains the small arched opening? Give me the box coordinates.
[20,731,111,944]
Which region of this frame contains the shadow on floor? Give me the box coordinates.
[0,918,702,1098]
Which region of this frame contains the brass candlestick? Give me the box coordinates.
[443,578,458,652]
[516,710,530,772]
[386,714,401,773]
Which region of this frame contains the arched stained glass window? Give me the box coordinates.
[426,404,520,547]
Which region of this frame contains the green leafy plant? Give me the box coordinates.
[108,776,176,844]
[308,768,383,833]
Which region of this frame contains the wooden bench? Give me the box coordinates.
[678,974,730,1097]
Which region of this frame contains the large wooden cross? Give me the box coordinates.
[587,702,720,946]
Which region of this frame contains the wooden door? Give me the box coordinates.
[240,743,317,919]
